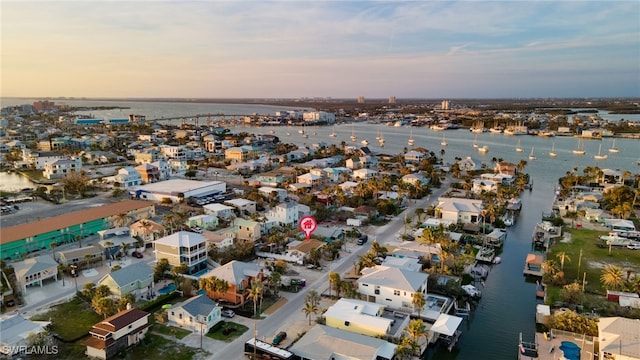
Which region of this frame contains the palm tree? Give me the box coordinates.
[248,280,263,316]
[556,252,571,271]
[412,292,426,316]
[111,212,132,228]
[269,272,281,297]
[395,337,420,360]
[92,296,117,319]
[601,264,624,291]
[405,319,428,355]
[370,240,388,257]
[305,290,321,307]
[329,272,341,298]
[301,301,319,326]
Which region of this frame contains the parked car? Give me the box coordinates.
[132,251,143,258]
[627,243,640,250]
[357,234,368,245]
[5,298,15,307]
[272,331,287,345]
[221,309,235,318]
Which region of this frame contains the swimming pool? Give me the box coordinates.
[158,283,177,295]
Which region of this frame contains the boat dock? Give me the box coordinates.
[523,253,544,277]
[475,246,495,263]
[531,330,596,360]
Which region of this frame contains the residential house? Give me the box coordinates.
[258,186,288,202]
[153,231,207,275]
[324,298,393,337]
[133,148,162,165]
[97,262,153,299]
[0,315,51,357]
[224,145,259,162]
[297,172,323,187]
[471,179,498,194]
[84,308,151,360]
[115,167,142,188]
[150,160,171,180]
[266,202,299,228]
[167,295,223,333]
[358,265,428,312]
[224,198,257,217]
[186,214,218,231]
[203,203,235,220]
[354,205,379,220]
[352,168,378,181]
[288,325,397,360]
[203,231,234,250]
[97,227,139,260]
[160,145,186,160]
[200,260,265,305]
[323,167,352,183]
[495,161,517,176]
[480,173,514,186]
[256,173,284,187]
[402,173,430,187]
[313,226,344,243]
[21,149,63,169]
[234,218,262,242]
[12,256,58,294]
[457,157,482,172]
[129,220,165,248]
[55,245,103,267]
[168,159,188,174]
[435,197,483,224]
[404,150,426,163]
[135,163,160,184]
[42,157,82,179]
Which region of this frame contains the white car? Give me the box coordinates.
[221,309,235,318]
[627,243,640,250]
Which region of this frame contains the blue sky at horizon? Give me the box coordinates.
[2,1,639,99]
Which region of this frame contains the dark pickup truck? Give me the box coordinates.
[357,234,368,245]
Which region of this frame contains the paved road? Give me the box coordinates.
[217,175,451,360]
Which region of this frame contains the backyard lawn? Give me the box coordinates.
[30,296,102,341]
[152,323,192,340]
[547,228,640,295]
[206,321,249,342]
[116,333,208,360]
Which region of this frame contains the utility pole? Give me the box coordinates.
[253,323,257,359]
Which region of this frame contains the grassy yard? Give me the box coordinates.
[547,228,640,295]
[152,323,192,340]
[31,296,102,342]
[115,333,208,360]
[205,321,249,342]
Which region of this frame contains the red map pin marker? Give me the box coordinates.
[299,216,317,241]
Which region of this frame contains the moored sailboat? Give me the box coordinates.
[408,130,415,146]
[549,142,557,157]
[608,139,619,153]
[572,139,585,155]
[515,139,523,152]
[594,144,608,160]
[528,147,536,160]
[441,133,448,146]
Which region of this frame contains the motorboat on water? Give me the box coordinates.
[462,284,482,298]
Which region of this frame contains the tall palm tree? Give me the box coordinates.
[556,252,571,271]
[301,301,319,326]
[305,290,321,307]
[412,292,426,316]
[405,319,428,355]
[112,212,132,228]
[395,337,420,360]
[601,264,624,291]
[248,280,263,316]
[329,272,341,298]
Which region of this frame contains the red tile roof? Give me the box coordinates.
[0,200,153,245]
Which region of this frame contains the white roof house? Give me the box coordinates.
[0,315,51,356]
[131,179,226,203]
[288,324,397,360]
[598,317,640,360]
[436,197,483,224]
[324,298,392,337]
[203,203,235,219]
[358,265,428,312]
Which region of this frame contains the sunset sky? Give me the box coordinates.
[2,1,639,99]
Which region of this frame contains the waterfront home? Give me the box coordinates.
[20,149,63,169]
[324,298,394,337]
[153,231,207,275]
[167,294,223,333]
[485,229,507,248]
[404,150,427,163]
[598,317,640,360]
[471,178,498,194]
[480,172,515,186]
[12,256,58,294]
[323,167,352,183]
[456,156,482,172]
[288,324,397,360]
[42,157,82,179]
[402,173,430,186]
[84,308,151,360]
[97,261,153,298]
[495,161,517,176]
[358,265,428,313]
[0,315,51,357]
[435,197,483,224]
[198,260,266,305]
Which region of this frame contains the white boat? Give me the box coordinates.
[286,132,291,136]
[407,130,414,146]
[608,139,619,153]
[515,139,523,152]
[478,145,489,153]
[329,125,337,137]
[572,139,586,155]
[473,134,479,148]
[549,142,557,157]
[361,139,369,146]
[350,126,357,142]
[528,147,536,160]
[440,134,448,146]
[462,284,482,298]
[378,137,385,145]
[594,144,608,160]
[375,131,381,140]
[298,129,305,134]
[470,121,486,133]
